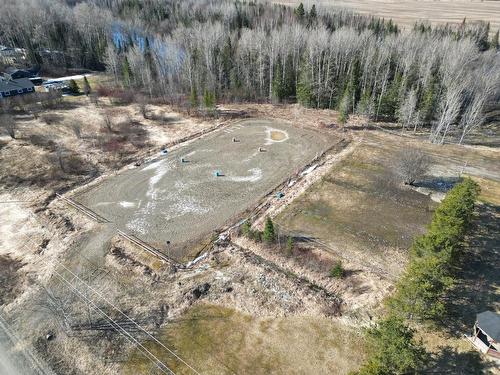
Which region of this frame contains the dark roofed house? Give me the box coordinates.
[0,77,35,98]
[4,67,34,80]
[468,311,500,360]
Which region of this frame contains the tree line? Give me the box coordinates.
[1,0,499,144]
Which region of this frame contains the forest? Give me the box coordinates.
[1,0,499,144]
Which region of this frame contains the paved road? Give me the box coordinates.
[0,315,54,375]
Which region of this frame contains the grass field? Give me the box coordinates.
[125,304,367,375]
[276,137,435,277]
[277,0,500,33]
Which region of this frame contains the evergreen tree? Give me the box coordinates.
[272,60,286,101]
[221,36,234,90]
[272,57,295,102]
[263,217,275,243]
[338,86,351,124]
[389,254,453,320]
[122,56,132,86]
[241,220,251,237]
[203,89,215,110]
[388,178,480,321]
[357,89,376,119]
[309,4,317,19]
[294,3,305,19]
[357,316,428,375]
[190,86,199,108]
[419,76,438,124]
[143,37,156,81]
[329,261,344,278]
[82,76,91,96]
[378,73,402,119]
[68,79,79,94]
[296,62,313,107]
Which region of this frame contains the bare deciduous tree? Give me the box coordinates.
[1,0,498,145]
[394,149,430,186]
[398,89,418,132]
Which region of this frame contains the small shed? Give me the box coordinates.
[468,311,500,359]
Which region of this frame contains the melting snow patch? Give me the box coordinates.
[119,201,135,208]
[300,164,317,176]
[228,168,262,182]
[143,160,173,198]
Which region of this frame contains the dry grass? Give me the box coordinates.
[276,137,435,278]
[0,95,215,202]
[470,176,500,206]
[125,304,367,375]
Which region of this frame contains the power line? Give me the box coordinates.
[20,219,201,375]
[52,269,175,375]
[57,262,201,375]
[19,233,173,375]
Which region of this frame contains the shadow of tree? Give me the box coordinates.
[441,203,500,336]
[423,203,500,374]
[416,176,462,193]
[425,346,492,374]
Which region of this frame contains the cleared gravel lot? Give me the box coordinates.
[76,119,333,261]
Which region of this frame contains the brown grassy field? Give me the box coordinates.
[276,134,436,278]
[126,304,367,375]
[277,0,500,32]
[276,129,500,279]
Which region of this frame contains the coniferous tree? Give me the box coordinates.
[357,89,376,120]
[296,62,313,107]
[294,3,305,19]
[309,4,317,19]
[419,77,439,124]
[378,73,402,119]
[121,56,132,87]
[241,221,251,237]
[286,236,294,254]
[387,178,480,321]
[143,37,156,82]
[263,217,275,243]
[190,86,199,109]
[221,36,233,90]
[338,88,351,124]
[68,79,79,94]
[82,76,91,96]
[203,89,215,110]
[356,316,428,375]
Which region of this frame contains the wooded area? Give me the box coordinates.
[1,0,499,144]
